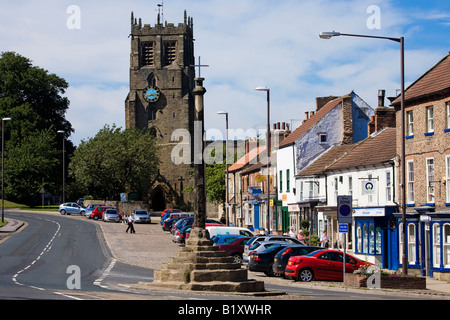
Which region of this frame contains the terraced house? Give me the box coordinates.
[392,52,450,280]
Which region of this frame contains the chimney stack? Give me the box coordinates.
[378,89,386,107]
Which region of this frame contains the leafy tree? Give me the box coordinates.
[4,129,60,204]
[69,125,160,200]
[0,51,74,204]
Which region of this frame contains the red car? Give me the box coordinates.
[90,206,112,220]
[285,249,373,282]
[161,208,182,217]
[218,237,251,263]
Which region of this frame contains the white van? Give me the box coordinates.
[206,226,254,238]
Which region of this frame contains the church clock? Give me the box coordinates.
[143,86,161,103]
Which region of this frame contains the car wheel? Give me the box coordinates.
[232,254,243,264]
[93,215,99,221]
[298,268,314,282]
[60,210,66,215]
[264,264,275,277]
[80,211,85,216]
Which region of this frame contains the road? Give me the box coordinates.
[0,210,445,302]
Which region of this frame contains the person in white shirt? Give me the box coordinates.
[126,215,135,234]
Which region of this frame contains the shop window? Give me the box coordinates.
[375,227,382,254]
[363,224,369,253]
[408,224,416,264]
[433,223,441,268]
[444,224,450,268]
[356,224,362,253]
[399,223,404,261]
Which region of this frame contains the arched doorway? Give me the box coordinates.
[151,187,166,211]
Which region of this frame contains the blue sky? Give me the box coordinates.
[0,0,449,146]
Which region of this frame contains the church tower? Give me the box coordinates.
[125,10,195,211]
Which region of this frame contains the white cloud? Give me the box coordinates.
[0,0,449,145]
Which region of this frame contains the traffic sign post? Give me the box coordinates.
[337,196,352,284]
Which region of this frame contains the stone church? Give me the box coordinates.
[125,11,196,211]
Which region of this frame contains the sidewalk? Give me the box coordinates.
[0,218,25,233]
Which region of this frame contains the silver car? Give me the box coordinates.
[59,202,85,216]
[103,209,122,223]
[243,241,290,265]
[131,210,151,224]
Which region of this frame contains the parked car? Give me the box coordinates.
[84,203,104,218]
[184,222,226,241]
[131,209,151,224]
[248,243,290,276]
[206,226,254,238]
[243,241,288,265]
[211,234,246,245]
[272,245,322,277]
[245,235,304,251]
[160,213,170,225]
[59,202,85,216]
[217,237,251,263]
[244,235,304,260]
[173,219,224,244]
[162,217,180,231]
[102,209,122,223]
[161,208,182,217]
[285,249,373,282]
[90,206,111,220]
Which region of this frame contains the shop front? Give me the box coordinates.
[353,206,397,269]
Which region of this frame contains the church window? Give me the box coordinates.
[141,42,154,66]
[164,41,177,65]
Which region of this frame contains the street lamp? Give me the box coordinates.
[255,86,271,234]
[2,117,12,224]
[57,130,65,204]
[217,111,229,226]
[320,31,407,274]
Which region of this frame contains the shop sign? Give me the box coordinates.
[353,207,385,217]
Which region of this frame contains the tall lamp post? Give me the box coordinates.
[2,117,12,224]
[217,111,230,226]
[255,87,271,234]
[320,31,407,275]
[57,130,65,204]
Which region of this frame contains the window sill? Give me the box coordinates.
[425,203,435,207]
[445,203,450,207]
[445,128,450,133]
[424,132,434,136]
[406,204,415,207]
[405,135,414,139]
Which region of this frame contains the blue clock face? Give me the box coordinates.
[144,86,160,103]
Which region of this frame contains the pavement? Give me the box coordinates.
[2,214,450,298]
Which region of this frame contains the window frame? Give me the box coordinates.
[406,110,414,136]
[426,157,435,204]
[407,160,415,204]
[426,106,434,133]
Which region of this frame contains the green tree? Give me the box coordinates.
[69,125,160,200]
[4,129,60,204]
[0,51,74,204]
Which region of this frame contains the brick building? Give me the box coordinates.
[392,52,450,279]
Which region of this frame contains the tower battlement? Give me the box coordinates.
[131,10,193,36]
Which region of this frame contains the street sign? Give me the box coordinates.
[339,223,349,233]
[337,195,353,224]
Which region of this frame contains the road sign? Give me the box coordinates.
[339,223,349,233]
[337,195,352,224]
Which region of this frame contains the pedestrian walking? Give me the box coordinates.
[126,215,135,234]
